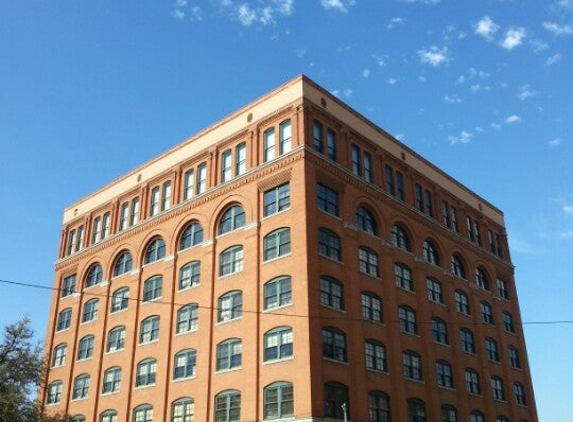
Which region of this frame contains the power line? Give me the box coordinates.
[1,277,571,327]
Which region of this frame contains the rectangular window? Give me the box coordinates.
[130,197,139,226]
[102,212,110,239]
[385,166,395,196]
[415,184,424,212]
[364,152,373,182]
[474,221,482,245]
[442,201,450,227]
[162,181,171,211]
[221,150,232,183]
[75,225,84,252]
[236,143,247,176]
[197,163,207,194]
[466,217,475,241]
[150,187,160,217]
[67,230,75,255]
[495,234,503,257]
[264,128,276,162]
[184,169,194,200]
[316,184,339,216]
[92,217,101,244]
[424,189,434,217]
[451,206,459,232]
[263,183,290,217]
[119,202,129,231]
[351,145,361,176]
[313,121,323,153]
[488,230,495,253]
[327,129,336,160]
[396,171,405,201]
[280,120,292,154]
[61,275,76,297]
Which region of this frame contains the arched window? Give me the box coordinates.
[324,382,349,419]
[403,351,422,381]
[441,405,457,422]
[475,267,490,290]
[133,404,153,422]
[102,366,121,394]
[514,382,527,405]
[219,205,246,235]
[502,311,515,333]
[111,287,129,313]
[140,316,160,344]
[407,398,426,422]
[395,262,413,291]
[46,380,62,404]
[214,390,241,422]
[368,390,390,422]
[365,339,387,372]
[52,343,67,367]
[422,240,440,265]
[72,374,90,400]
[318,228,341,261]
[263,228,291,261]
[359,246,379,277]
[218,291,242,322]
[179,261,200,290]
[263,327,293,361]
[136,360,157,387]
[57,308,72,331]
[85,264,102,288]
[171,397,194,422]
[143,275,162,302]
[72,415,85,422]
[145,237,166,264]
[99,410,118,422]
[113,250,132,277]
[320,276,344,310]
[436,360,453,387]
[465,368,481,394]
[361,292,382,323]
[179,222,204,250]
[356,206,378,235]
[426,278,443,303]
[496,416,509,422]
[219,245,244,276]
[176,304,198,334]
[480,301,493,324]
[491,376,505,401]
[279,120,292,154]
[322,327,347,362]
[82,298,99,323]
[173,349,197,380]
[264,382,294,420]
[470,410,484,422]
[431,317,448,344]
[391,224,411,251]
[460,328,475,353]
[454,289,470,314]
[508,346,521,368]
[77,335,94,360]
[264,276,292,310]
[399,305,417,334]
[216,338,242,370]
[106,326,125,353]
[450,254,466,278]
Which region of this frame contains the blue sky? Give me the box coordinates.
[1,0,571,419]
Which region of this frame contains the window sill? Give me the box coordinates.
[175,328,198,336]
[263,253,292,265]
[263,303,293,313]
[216,366,242,374]
[263,356,294,365]
[139,339,159,347]
[173,375,196,383]
[322,357,349,365]
[135,384,156,390]
[101,390,120,396]
[217,317,242,326]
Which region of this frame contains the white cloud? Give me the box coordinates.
[417,45,450,67]
[545,53,561,66]
[456,75,465,84]
[172,9,185,19]
[418,76,426,82]
[474,16,499,40]
[491,122,502,130]
[501,27,526,50]
[343,88,353,98]
[217,0,294,27]
[362,68,370,78]
[518,85,536,100]
[237,4,257,26]
[543,21,573,36]
[559,0,573,10]
[563,205,573,215]
[468,67,490,78]
[448,130,473,145]
[172,0,189,20]
[549,138,563,146]
[530,38,549,52]
[387,17,404,30]
[373,55,387,67]
[505,114,521,124]
[474,126,484,133]
[507,232,537,254]
[402,0,440,4]
[320,0,356,13]
[470,84,491,92]
[387,77,399,85]
[295,48,307,58]
[444,95,462,104]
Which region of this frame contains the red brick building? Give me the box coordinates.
[42,75,537,422]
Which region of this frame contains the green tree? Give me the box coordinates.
[0,317,70,422]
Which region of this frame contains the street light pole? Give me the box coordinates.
[342,402,348,422]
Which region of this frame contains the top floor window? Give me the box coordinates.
[264,128,276,162]
[236,143,247,176]
[197,162,207,194]
[221,150,232,183]
[279,120,292,155]
[327,128,337,161]
[264,183,290,217]
[356,206,377,235]
[351,144,361,176]
[145,238,166,264]
[149,186,160,217]
[219,206,246,235]
[162,181,172,211]
[313,120,323,152]
[391,224,411,251]
[184,169,195,200]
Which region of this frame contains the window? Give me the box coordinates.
[235,143,247,176]
[425,189,434,217]
[102,367,121,394]
[395,262,413,291]
[320,276,344,310]
[130,197,140,225]
[179,222,203,250]
[369,391,391,422]
[451,206,459,232]
[92,217,101,244]
[399,305,417,334]
[176,304,199,333]
[264,183,290,216]
[356,206,377,235]
[61,274,76,297]
[485,337,499,361]
[327,128,337,160]
[322,327,347,362]
[111,287,129,313]
[359,247,379,277]
[403,350,422,380]
[391,224,411,251]
[318,228,341,261]
[362,292,383,323]
[450,254,465,278]
[47,381,62,404]
[365,339,387,372]
[431,317,448,344]
[136,359,157,387]
[264,382,294,420]
[514,382,527,405]
[120,202,129,231]
[99,410,118,422]
[171,398,194,422]
[460,328,475,353]
[183,169,194,200]
[436,360,454,388]
[465,369,481,394]
[82,298,99,323]
[422,240,440,265]
[85,264,102,288]
[150,186,160,216]
[475,268,490,290]
[140,316,160,344]
[364,152,373,182]
[351,144,361,176]
[263,127,276,162]
[454,289,470,315]
[313,120,323,152]
[470,410,484,422]
[264,276,292,310]
[442,201,450,228]
[441,405,458,422]
[491,376,505,400]
[77,335,94,360]
[503,311,515,333]
[174,349,197,379]
[216,338,242,370]
[385,165,395,196]
[145,238,166,264]
[52,343,67,367]
[219,205,246,235]
[75,225,84,252]
[113,251,133,277]
[426,278,443,303]
[57,308,72,331]
[496,417,509,422]
[508,346,521,368]
[221,149,232,183]
[497,278,509,300]
[143,275,162,302]
[407,398,427,422]
[324,382,349,419]
[214,390,240,422]
[133,405,153,422]
[197,162,207,194]
[279,120,292,154]
[317,183,339,216]
[162,181,172,211]
[107,326,126,353]
[480,301,493,324]
[264,326,293,361]
[102,212,111,239]
[179,261,200,290]
[218,291,242,322]
[72,415,85,422]
[415,184,424,213]
[219,245,244,276]
[263,228,291,261]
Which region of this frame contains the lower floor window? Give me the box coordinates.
[264,382,294,420]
